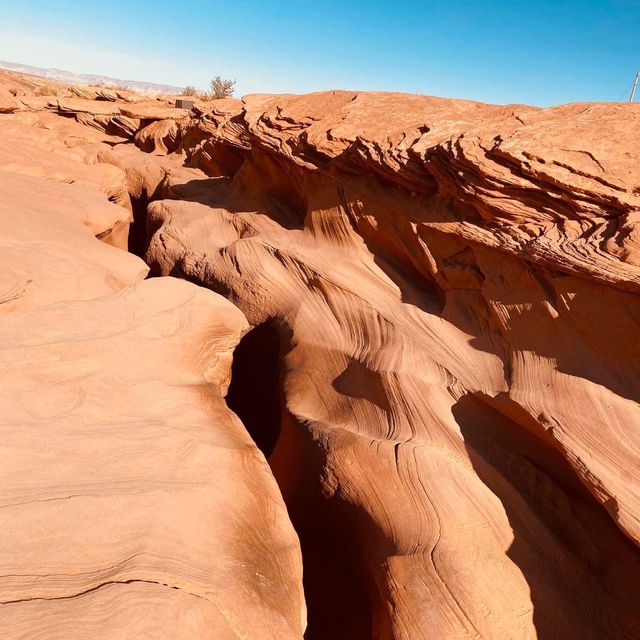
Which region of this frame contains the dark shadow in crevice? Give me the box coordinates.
[455,392,640,640]
[127,196,151,258]
[174,147,307,230]
[163,176,232,208]
[225,321,374,639]
[279,435,376,640]
[226,322,282,457]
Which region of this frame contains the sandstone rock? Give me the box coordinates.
[97,144,175,201]
[68,85,98,100]
[0,73,307,638]
[0,88,20,113]
[94,87,119,101]
[145,91,640,639]
[135,118,181,154]
[43,99,141,139]
[115,89,140,103]
[0,277,305,639]
[12,95,52,111]
[0,169,145,312]
[0,69,41,95]
[49,97,122,116]
[1,62,639,640]
[119,103,190,121]
[0,119,131,209]
[6,109,125,147]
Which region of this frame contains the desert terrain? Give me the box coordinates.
[1,67,639,639]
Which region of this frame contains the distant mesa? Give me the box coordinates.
[0,59,183,95]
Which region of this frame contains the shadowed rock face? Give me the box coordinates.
[226,321,283,457]
[1,67,640,639]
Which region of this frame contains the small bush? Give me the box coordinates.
[35,84,59,97]
[183,85,198,96]
[209,76,235,99]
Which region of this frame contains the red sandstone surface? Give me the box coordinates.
[0,67,639,639]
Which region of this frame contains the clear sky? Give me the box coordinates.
[0,0,638,105]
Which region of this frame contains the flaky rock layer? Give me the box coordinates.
[1,67,639,640]
[146,91,640,639]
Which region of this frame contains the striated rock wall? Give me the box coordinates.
[144,92,640,639]
[1,67,639,639]
[0,72,306,640]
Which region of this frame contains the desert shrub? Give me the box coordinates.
[183,85,198,96]
[35,84,59,96]
[209,76,235,99]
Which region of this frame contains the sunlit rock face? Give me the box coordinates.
[146,92,640,639]
[0,72,305,640]
[0,278,305,640]
[1,66,640,640]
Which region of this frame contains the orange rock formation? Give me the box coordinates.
[1,68,639,640]
[0,70,305,640]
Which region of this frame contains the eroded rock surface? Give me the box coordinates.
[0,278,305,640]
[1,66,639,640]
[0,70,305,640]
[145,91,640,639]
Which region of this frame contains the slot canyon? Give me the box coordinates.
[1,68,639,639]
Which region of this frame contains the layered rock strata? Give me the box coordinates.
[145,92,640,639]
[1,68,639,640]
[0,72,306,640]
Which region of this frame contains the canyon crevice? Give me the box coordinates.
[1,69,639,639]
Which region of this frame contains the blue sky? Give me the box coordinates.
[0,0,638,105]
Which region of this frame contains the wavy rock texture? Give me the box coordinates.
[0,170,147,313]
[144,92,640,639]
[1,67,639,640]
[0,278,304,640]
[0,73,305,640]
[0,118,132,209]
[0,104,147,313]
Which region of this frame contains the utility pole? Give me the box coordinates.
[630,71,640,102]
